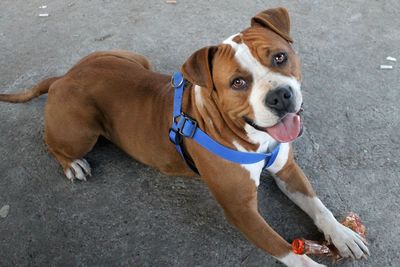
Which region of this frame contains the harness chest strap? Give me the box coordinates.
[168,72,281,171]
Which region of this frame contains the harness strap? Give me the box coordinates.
[168,72,281,171]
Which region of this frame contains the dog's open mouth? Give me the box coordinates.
[244,105,304,143]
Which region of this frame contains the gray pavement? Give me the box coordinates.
[0,0,399,266]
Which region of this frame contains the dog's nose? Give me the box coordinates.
[265,86,296,115]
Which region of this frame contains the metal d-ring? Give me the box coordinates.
[171,74,184,88]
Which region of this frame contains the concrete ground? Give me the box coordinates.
[0,0,399,266]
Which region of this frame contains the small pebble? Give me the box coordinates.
[313,143,320,150]
[0,205,10,218]
[94,33,113,41]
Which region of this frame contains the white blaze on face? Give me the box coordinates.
[223,34,298,185]
[223,34,302,128]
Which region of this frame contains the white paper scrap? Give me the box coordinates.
[380,65,393,70]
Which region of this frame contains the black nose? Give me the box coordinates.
[265,86,296,115]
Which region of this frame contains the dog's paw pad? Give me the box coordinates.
[64,159,91,181]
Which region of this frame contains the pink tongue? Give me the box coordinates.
[265,113,301,143]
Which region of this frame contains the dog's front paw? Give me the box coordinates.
[280,252,327,267]
[64,159,92,182]
[325,222,370,259]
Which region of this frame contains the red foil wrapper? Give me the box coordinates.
[292,238,331,255]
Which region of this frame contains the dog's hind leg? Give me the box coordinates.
[44,81,101,181]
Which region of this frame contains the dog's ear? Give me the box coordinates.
[251,7,293,43]
[181,46,218,91]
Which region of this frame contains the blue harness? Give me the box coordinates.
[168,72,280,173]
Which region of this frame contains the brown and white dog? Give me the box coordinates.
[0,7,369,267]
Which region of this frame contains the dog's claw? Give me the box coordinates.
[76,159,92,177]
[64,159,91,181]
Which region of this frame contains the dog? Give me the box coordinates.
[0,7,369,267]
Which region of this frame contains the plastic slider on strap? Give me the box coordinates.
[168,114,198,145]
[168,128,182,145]
[176,114,197,138]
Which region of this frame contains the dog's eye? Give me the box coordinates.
[231,78,247,90]
[273,52,288,66]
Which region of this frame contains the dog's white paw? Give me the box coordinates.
[280,252,327,267]
[325,222,370,259]
[64,159,91,181]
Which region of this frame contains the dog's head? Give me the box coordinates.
[182,7,302,143]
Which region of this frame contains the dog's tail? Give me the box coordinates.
[0,76,60,103]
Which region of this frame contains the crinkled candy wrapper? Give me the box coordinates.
[340,212,366,239]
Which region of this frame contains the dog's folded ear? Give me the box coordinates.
[181,46,218,92]
[251,7,293,43]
